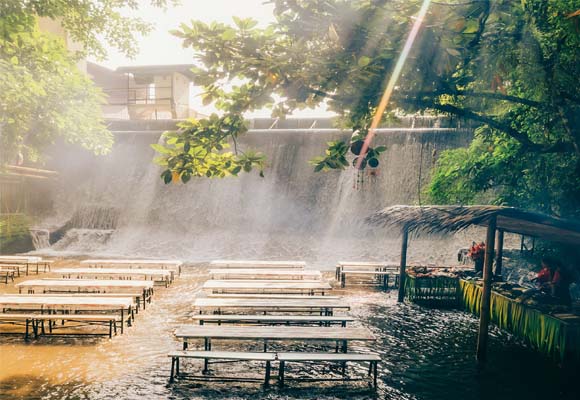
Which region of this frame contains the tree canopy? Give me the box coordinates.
[156,0,580,217]
[0,0,171,166]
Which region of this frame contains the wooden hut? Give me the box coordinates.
[366,205,580,363]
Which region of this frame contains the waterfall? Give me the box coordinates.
[29,229,50,250]
[36,118,474,265]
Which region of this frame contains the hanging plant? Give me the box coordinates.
[352,156,367,170]
[350,140,364,155]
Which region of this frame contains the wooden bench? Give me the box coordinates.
[190,314,356,327]
[340,270,400,289]
[278,352,380,388]
[167,351,380,388]
[0,313,122,339]
[335,262,397,280]
[206,293,341,299]
[0,270,15,284]
[168,350,275,384]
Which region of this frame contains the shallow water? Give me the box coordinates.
[0,265,576,400]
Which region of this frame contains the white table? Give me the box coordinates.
[81,259,183,275]
[0,295,133,333]
[202,280,331,295]
[16,279,154,309]
[54,268,173,285]
[209,269,321,280]
[209,260,306,269]
[175,325,375,352]
[193,297,349,315]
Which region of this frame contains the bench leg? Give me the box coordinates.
[264,361,271,387]
[109,321,113,338]
[278,361,285,387]
[25,319,30,341]
[373,361,378,388]
[169,356,176,382]
[341,273,345,288]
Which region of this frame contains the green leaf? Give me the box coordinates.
[463,20,479,34]
[221,28,236,41]
[162,170,172,184]
[151,143,172,154]
[357,56,371,67]
[181,172,191,183]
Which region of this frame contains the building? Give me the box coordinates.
[87,62,198,120]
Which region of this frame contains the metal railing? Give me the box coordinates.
[101,87,173,105]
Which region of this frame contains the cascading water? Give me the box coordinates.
[29,229,50,249]
[36,118,474,266]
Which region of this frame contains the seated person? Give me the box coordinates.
[551,263,572,306]
[533,257,554,288]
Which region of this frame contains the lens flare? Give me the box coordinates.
[356,0,432,170]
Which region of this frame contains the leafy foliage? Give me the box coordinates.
[0,14,111,164]
[158,0,580,218]
[424,0,580,217]
[154,116,266,183]
[0,1,171,165]
[0,0,175,59]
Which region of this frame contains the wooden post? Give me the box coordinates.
[398,227,409,303]
[476,216,497,363]
[495,230,504,277]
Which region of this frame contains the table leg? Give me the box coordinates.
[169,357,175,382]
[278,361,285,387]
[264,361,271,386]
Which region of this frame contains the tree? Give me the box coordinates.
[157,0,580,218]
[0,1,172,165]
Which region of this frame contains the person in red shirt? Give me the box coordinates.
[535,258,553,286]
[551,264,572,306]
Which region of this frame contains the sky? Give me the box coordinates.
[92,0,276,69]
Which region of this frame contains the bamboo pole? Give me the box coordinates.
[398,227,409,303]
[476,216,497,363]
[495,230,504,277]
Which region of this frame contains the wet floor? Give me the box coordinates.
[0,265,576,400]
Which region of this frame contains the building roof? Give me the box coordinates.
[366,205,580,245]
[115,64,196,80]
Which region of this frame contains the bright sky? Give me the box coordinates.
[90,1,333,116]
[93,0,276,69]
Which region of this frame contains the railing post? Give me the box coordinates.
[398,227,409,303]
[476,216,497,363]
[495,230,504,277]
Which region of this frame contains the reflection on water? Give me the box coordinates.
[0,267,576,400]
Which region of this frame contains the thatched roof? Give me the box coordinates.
[366,205,580,245]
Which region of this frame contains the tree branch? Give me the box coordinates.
[415,101,575,154]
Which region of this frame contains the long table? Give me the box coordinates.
[193,297,349,315]
[335,261,398,280]
[16,279,154,308]
[175,325,375,352]
[209,260,306,269]
[0,256,52,275]
[202,280,331,295]
[209,269,321,281]
[54,268,173,285]
[0,295,133,333]
[80,259,183,275]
